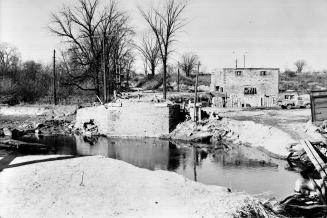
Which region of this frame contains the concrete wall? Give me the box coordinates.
[75,102,182,137]
[211,68,279,107]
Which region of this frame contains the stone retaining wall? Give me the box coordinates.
[75,102,182,137]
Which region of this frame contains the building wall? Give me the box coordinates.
[211,68,279,107]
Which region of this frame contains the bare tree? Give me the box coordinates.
[294,59,306,73]
[179,52,198,77]
[0,42,20,72]
[49,0,133,99]
[139,0,187,99]
[136,33,160,76]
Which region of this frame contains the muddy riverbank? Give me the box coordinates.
[163,118,296,158]
[1,135,298,199]
[0,105,78,136]
[1,105,317,167]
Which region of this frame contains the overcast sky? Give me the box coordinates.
[1,0,327,72]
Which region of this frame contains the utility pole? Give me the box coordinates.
[243,55,245,68]
[126,62,130,91]
[53,49,57,105]
[194,61,200,122]
[118,60,121,93]
[177,62,180,92]
[103,36,107,103]
[193,146,198,182]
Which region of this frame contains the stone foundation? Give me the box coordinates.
[75,102,183,137]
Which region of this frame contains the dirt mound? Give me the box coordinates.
[164,118,295,158]
[135,73,195,91]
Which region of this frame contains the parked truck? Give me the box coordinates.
[277,91,310,109]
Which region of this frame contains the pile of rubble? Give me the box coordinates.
[163,119,231,143]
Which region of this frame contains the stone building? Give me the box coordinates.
[210,68,279,107]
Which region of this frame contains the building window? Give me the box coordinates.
[285,95,295,100]
[215,86,224,93]
[260,71,267,76]
[235,71,242,76]
[244,87,257,95]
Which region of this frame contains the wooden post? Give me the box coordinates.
[53,50,57,105]
[118,60,121,93]
[193,146,197,182]
[177,62,180,92]
[310,91,315,122]
[126,66,130,91]
[243,54,245,68]
[102,36,107,103]
[300,140,327,204]
[194,62,200,122]
[106,61,112,102]
[115,59,118,94]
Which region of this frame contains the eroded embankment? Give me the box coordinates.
[0,105,78,136]
[0,155,281,218]
[164,118,300,158]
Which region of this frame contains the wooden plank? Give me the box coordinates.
[314,100,327,106]
[311,90,327,97]
[316,112,327,121]
[316,109,327,116]
[314,105,327,111]
[311,92,316,122]
[311,90,327,122]
[301,140,327,176]
[313,98,327,103]
[0,138,49,151]
[313,103,327,120]
[300,140,327,204]
[312,93,327,98]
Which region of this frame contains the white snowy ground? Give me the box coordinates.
[223,119,297,156]
[0,155,260,218]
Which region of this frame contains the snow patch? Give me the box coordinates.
[0,156,259,218]
[225,119,296,156]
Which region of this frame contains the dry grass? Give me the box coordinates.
[233,199,287,218]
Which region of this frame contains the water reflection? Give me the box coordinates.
[76,136,171,170]
[10,134,299,199]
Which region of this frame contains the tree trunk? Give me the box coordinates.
[151,63,155,76]
[95,71,100,97]
[163,58,167,100]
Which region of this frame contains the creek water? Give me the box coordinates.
[7,134,299,200]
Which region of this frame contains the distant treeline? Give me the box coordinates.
[0,45,90,104]
[280,70,327,93]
